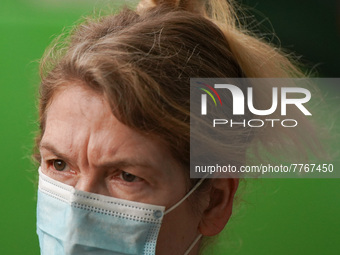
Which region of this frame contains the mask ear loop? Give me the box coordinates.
[184,234,203,255]
[164,174,209,215]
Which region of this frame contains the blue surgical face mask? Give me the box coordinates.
[36,168,205,255]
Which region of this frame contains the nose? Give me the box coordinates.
[75,174,109,196]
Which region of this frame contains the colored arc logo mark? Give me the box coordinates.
[197,82,222,106]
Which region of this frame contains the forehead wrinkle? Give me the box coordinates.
[86,129,118,168]
[86,115,145,169]
[84,103,121,167]
[85,120,146,169]
[43,86,104,167]
[42,119,88,167]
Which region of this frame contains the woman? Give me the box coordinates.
[34,0,319,254]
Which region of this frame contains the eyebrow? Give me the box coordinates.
[39,142,73,164]
[39,141,158,172]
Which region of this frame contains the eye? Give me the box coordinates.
[120,171,141,182]
[52,159,67,171]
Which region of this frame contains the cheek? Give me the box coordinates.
[156,200,202,254]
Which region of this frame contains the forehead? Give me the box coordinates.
[46,85,109,126]
[42,85,172,168]
[44,86,117,148]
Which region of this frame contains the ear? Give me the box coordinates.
[198,178,239,236]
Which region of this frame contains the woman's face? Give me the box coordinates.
[39,85,203,254]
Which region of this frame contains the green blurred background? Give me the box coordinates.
[0,0,339,254]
